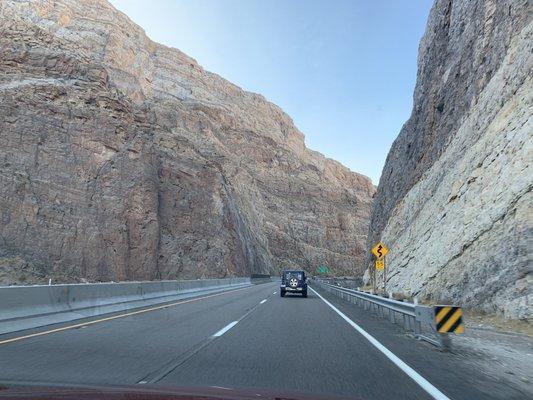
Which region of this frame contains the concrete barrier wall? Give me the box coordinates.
[251,277,273,284]
[0,277,250,323]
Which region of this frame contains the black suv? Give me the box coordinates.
[280,270,307,297]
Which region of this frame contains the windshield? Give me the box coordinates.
[0,1,530,400]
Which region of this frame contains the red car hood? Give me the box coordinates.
[0,383,360,400]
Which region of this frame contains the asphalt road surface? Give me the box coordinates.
[0,282,527,399]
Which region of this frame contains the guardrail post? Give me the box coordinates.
[439,333,452,351]
[414,319,421,336]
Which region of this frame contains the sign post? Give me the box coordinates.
[384,258,387,293]
[371,242,389,293]
[373,265,376,293]
[434,305,465,351]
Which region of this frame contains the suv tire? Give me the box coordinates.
[280,290,286,297]
[302,290,307,298]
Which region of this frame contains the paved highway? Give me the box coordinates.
[0,282,526,399]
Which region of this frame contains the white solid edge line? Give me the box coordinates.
[260,299,267,304]
[212,321,239,337]
[309,287,450,400]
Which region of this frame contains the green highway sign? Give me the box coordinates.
[316,265,329,274]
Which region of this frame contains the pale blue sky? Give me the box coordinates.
[109,0,433,184]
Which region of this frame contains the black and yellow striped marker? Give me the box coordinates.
[434,306,464,333]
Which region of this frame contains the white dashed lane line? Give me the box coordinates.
[212,321,239,337]
[211,287,276,339]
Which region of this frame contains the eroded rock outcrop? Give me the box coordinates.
[0,0,374,283]
[366,0,531,319]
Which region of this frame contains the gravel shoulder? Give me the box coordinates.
[452,314,533,394]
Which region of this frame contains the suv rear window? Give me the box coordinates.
[284,272,303,280]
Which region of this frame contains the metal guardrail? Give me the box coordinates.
[312,279,453,350]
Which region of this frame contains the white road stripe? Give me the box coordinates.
[212,321,239,337]
[309,286,450,400]
[260,299,267,304]
[273,291,277,294]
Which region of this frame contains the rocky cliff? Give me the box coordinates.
[366,0,531,319]
[0,0,375,283]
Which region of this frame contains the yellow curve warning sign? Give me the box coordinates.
[371,242,388,259]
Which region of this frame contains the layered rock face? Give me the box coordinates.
[367,0,531,318]
[0,0,374,283]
